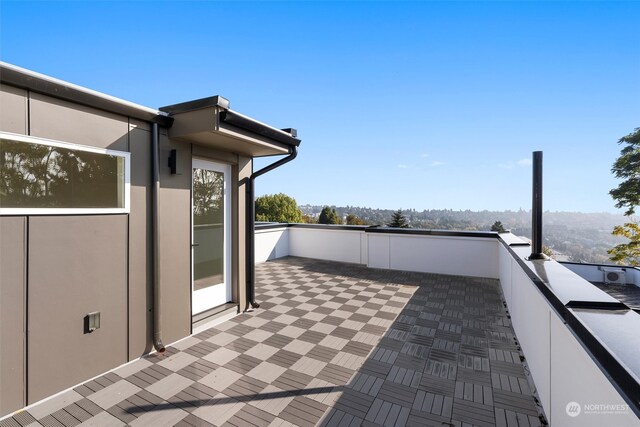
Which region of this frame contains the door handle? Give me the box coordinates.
[192,243,200,247]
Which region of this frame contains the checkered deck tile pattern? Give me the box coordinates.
[1,257,545,427]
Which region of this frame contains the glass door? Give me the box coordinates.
[192,159,231,315]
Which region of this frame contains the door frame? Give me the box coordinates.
[191,158,232,315]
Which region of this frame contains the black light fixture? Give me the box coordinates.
[168,149,177,174]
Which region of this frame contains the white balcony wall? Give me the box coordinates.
[369,234,500,279]
[499,245,640,427]
[255,227,289,263]
[500,245,551,414]
[288,228,366,264]
[549,312,640,426]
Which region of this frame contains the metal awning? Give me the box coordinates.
[160,96,300,157]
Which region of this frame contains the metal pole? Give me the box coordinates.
[530,151,545,260]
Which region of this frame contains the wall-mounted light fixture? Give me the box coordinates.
[168,149,178,174]
[84,311,100,333]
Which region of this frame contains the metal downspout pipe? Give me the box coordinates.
[151,123,165,352]
[245,146,298,309]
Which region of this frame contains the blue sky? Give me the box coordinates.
[1,1,638,213]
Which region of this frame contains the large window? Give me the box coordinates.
[0,132,130,214]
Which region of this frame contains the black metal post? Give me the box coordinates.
[530,151,545,260]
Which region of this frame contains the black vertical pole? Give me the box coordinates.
[530,151,545,259]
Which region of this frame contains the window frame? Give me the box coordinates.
[0,131,131,215]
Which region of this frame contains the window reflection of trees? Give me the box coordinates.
[193,168,224,226]
[0,139,122,208]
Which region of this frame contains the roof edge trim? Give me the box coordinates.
[220,110,301,147]
[0,62,173,127]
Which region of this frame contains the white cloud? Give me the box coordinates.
[398,164,410,169]
[429,161,445,167]
[421,153,430,158]
[517,158,532,166]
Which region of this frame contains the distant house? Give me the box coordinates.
[0,62,300,416]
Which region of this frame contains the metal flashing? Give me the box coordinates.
[220,110,300,147]
[0,62,173,127]
[159,95,230,114]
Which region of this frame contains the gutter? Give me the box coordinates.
[151,123,165,352]
[0,61,173,127]
[245,146,298,309]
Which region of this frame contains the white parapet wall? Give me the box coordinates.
[368,233,499,279]
[500,244,640,427]
[255,226,289,263]
[288,227,367,265]
[255,225,499,279]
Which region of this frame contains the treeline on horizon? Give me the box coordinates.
[298,205,627,264]
[299,204,627,232]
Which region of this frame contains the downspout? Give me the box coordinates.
[245,146,298,309]
[151,123,165,352]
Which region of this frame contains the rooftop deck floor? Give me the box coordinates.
[1,257,544,427]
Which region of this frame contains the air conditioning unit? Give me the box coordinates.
[602,267,626,285]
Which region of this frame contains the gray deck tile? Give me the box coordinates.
[11,412,37,427]
[128,402,188,427]
[223,376,268,401]
[272,370,314,393]
[50,409,80,427]
[9,257,547,427]
[452,398,496,427]
[145,373,193,400]
[376,381,418,407]
[178,360,220,381]
[267,349,302,368]
[279,396,328,427]
[36,416,64,427]
[176,414,216,427]
[199,367,242,393]
[492,389,539,417]
[0,419,23,427]
[246,361,288,384]
[223,404,275,427]
[76,412,125,427]
[105,404,136,424]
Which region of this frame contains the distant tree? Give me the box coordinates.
[490,221,507,233]
[387,209,409,228]
[542,245,554,259]
[346,213,367,225]
[610,128,640,216]
[318,206,341,224]
[607,221,639,266]
[301,214,317,224]
[255,193,303,223]
[608,128,640,265]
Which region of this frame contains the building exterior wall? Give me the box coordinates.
[27,216,128,403]
[0,83,27,133]
[0,82,254,415]
[128,121,153,359]
[157,131,192,344]
[0,217,27,415]
[1,84,29,414]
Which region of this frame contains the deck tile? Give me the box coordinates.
[3,257,546,427]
